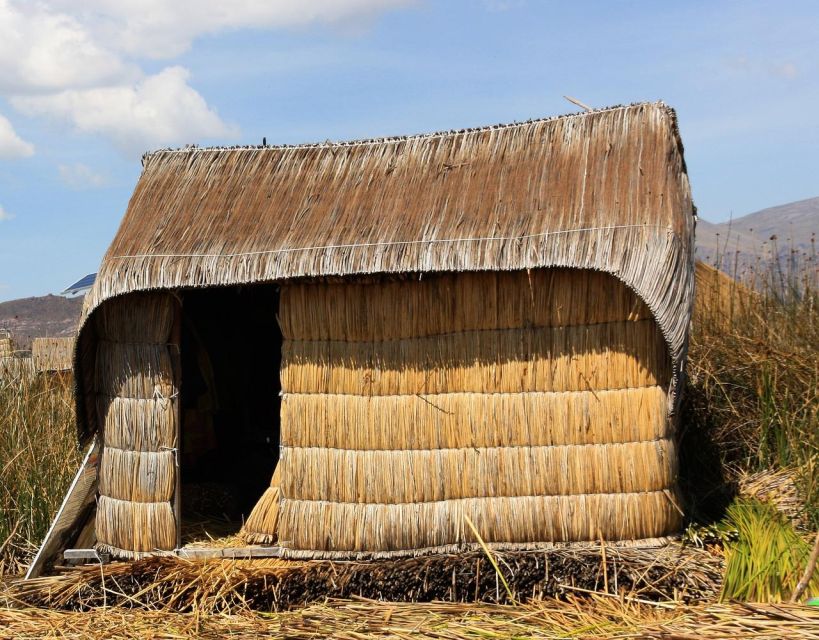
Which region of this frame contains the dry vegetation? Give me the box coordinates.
[0,371,79,576]
[0,252,817,636]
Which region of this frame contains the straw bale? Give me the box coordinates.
[282,386,669,450]
[279,491,681,553]
[280,439,677,504]
[281,320,670,396]
[95,496,177,553]
[97,396,176,452]
[31,336,75,372]
[279,269,653,341]
[98,448,175,502]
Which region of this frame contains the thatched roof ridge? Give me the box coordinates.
[141,101,684,164]
[75,101,695,442]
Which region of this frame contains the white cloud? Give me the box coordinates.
[0,1,409,153]
[0,204,13,221]
[0,0,134,93]
[52,0,412,59]
[58,162,107,189]
[13,67,237,154]
[0,112,33,158]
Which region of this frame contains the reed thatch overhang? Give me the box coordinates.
[74,101,695,443]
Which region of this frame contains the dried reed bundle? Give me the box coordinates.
[282,386,670,450]
[97,396,176,452]
[94,342,175,399]
[279,269,653,342]
[738,467,810,531]
[281,320,671,396]
[30,337,75,373]
[0,336,12,358]
[94,291,175,343]
[97,448,175,502]
[244,462,283,544]
[280,440,677,503]
[279,492,682,554]
[95,496,176,555]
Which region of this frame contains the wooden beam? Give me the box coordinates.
[25,439,100,579]
[63,549,110,563]
[176,546,284,560]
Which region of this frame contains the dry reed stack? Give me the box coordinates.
[0,333,12,357]
[92,293,180,557]
[63,101,694,561]
[31,337,76,373]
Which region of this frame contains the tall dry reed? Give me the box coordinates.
[0,370,79,576]
[682,243,818,528]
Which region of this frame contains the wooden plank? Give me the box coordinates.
[25,439,100,579]
[171,297,182,550]
[63,549,109,562]
[176,546,284,560]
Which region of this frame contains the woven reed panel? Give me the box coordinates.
[249,269,681,555]
[0,337,12,358]
[93,293,179,557]
[31,337,75,372]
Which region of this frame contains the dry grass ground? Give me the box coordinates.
[0,597,817,639]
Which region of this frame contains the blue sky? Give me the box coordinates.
[0,0,817,301]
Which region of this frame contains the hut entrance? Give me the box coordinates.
[179,285,282,545]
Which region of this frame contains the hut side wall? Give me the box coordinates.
[93,293,179,557]
[247,268,681,557]
[32,337,76,373]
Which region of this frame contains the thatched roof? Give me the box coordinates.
[77,101,694,439]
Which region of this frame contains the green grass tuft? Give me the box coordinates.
[720,498,819,602]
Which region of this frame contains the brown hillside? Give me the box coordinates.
[0,295,83,351]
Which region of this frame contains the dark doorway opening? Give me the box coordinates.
[179,284,281,544]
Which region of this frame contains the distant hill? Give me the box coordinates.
[696,196,818,270]
[0,295,83,352]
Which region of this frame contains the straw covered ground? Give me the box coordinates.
[1,597,818,639]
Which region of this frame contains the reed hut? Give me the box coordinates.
[70,102,695,560]
[32,337,76,373]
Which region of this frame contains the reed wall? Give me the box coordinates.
[246,268,681,556]
[93,292,179,558]
[31,337,76,373]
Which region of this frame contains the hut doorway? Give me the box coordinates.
[178,284,282,545]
